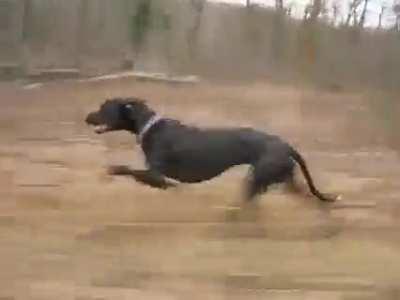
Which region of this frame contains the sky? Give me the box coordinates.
[208,0,398,28]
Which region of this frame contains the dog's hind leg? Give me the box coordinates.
[284,172,305,195]
[245,156,295,201]
[107,165,176,189]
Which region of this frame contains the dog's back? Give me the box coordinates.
[142,121,289,183]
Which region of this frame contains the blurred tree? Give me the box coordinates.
[309,0,322,21]
[358,0,370,28]
[21,0,33,72]
[298,0,322,79]
[77,0,89,64]
[131,0,151,47]
[22,0,32,42]
[275,0,283,10]
[271,0,286,62]
[377,4,386,29]
[187,0,205,59]
[332,1,340,26]
[303,3,312,20]
[345,0,362,26]
[394,3,400,31]
[286,3,293,17]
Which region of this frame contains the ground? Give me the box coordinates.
[1,78,400,299]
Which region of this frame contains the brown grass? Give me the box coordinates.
[1,78,400,299]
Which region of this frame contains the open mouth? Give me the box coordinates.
[93,124,110,134]
[86,111,115,134]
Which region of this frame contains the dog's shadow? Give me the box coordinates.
[218,193,344,242]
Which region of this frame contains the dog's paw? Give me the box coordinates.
[321,193,342,202]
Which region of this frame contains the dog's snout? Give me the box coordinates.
[85,112,98,125]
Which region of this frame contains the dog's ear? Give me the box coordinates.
[122,98,148,120]
[125,97,146,105]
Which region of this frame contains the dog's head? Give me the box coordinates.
[85,97,154,134]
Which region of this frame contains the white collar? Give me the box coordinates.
[137,115,162,144]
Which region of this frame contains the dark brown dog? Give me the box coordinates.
[86,97,339,202]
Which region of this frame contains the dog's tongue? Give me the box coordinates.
[94,125,109,134]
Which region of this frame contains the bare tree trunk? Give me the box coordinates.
[394,4,400,32]
[377,5,385,29]
[21,0,32,43]
[309,0,322,22]
[286,5,292,17]
[358,0,369,28]
[397,15,400,32]
[302,0,322,23]
[332,2,339,26]
[21,0,33,72]
[298,0,322,79]
[303,5,310,21]
[246,0,250,8]
[352,10,359,26]
[271,0,286,62]
[77,0,89,68]
[345,1,354,26]
[275,0,283,11]
[345,0,361,27]
[187,0,205,59]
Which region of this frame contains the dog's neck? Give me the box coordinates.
[136,114,162,144]
[130,109,155,133]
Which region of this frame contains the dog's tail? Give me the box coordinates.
[289,147,338,202]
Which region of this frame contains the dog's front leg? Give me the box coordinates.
[107,165,176,189]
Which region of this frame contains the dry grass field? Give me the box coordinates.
[1,78,400,299]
